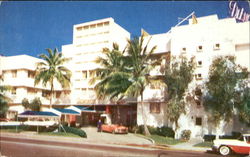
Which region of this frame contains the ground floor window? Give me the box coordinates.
[150,103,161,114]
[195,117,202,126]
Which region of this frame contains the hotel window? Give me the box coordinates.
[12,70,17,78]
[195,117,202,126]
[150,103,161,114]
[195,100,201,108]
[76,27,82,31]
[42,90,50,97]
[82,71,88,79]
[56,92,61,98]
[28,88,36,94]
[181,47,186,53]
[90,24,96,29]
[195,73,202,80]
[197,45,203,52]
[11,87,16,95]
[197,61,202,67]
[213,43,220,50]
[83,25,89,30]
[97,23,103,27]
[104,21,109,26]
[28,70,35,78]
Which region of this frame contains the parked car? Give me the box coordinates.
[101,124,128,134]
[212,134,250,156]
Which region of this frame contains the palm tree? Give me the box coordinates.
[90,43,131,123]
[0,85,11,117]
[125,35,158,136]
[34,48,71,108]
[90,43,131,101]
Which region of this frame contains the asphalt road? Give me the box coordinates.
[0,136,222,157]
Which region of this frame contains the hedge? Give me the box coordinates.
[61,125,87,138]
[129,125,175,138]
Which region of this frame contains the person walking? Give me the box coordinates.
[97,119,102,132]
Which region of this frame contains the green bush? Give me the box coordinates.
[203,135,216,142]
[181,130,191,141]
[148,126,158,134]
[156,126,175,138]
[61,125,87,138]
[133,125,175,138]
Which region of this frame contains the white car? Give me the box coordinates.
[212,134,250,156]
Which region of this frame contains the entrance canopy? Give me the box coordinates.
[75,106,96,112]
[18,111,59,118]
[53,108,81,115]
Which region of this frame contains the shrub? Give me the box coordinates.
[148,126,158,134]
[61,125,87,138]
[203,135,216,142]
[156,126,175,138]
[181,130,191,141]
[29,97,42,111]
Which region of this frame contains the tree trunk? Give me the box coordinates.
[141,90,151,136]
[117,104,120,124]
[50,80,54,109]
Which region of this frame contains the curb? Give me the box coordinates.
[134,134,155,144]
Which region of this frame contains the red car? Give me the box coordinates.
[101,124,128,134]
[212,134,250,156]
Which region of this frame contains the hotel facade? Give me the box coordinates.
[1,15,249,138]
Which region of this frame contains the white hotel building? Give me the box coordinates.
[1,15,249,138]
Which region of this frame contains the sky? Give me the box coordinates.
[0,1,249,57]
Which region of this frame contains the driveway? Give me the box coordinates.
[81,126,152,145]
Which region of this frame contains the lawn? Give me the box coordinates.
[150,135,183,145]
[194,141,213,148]
[137,134,182,145]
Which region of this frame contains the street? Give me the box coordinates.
[0,136,221,157]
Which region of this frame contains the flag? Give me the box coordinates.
[192,14,198,24]
[141,28,150,36]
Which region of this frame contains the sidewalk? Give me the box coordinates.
[0,130,211,152]
[169,138,211,152]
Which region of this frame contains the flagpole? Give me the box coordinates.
[166,11,195,34]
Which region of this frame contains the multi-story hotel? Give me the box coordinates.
[137,14,250,138]
[1,15,249,138]
[62,17,130,105]
[0,55,70,118]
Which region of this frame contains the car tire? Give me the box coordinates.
[219,146,231,156]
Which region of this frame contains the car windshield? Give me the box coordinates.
[238,136,244,141]
[246,136,250,143]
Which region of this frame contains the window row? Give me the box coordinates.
[76,21,110,31]
[75,50,101,56]
[82,70,100,79]
[76,31,109,39]
[3,70,35,79]
[10,87,61,98]
[76,40,109,47]
[181,43,220,53]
